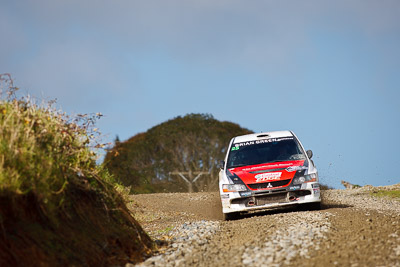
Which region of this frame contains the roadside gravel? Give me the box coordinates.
[323,184,400,214]
[136,221,221,267]
[130,185,400,267]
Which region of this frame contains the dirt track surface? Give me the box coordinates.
[129,186,400,267]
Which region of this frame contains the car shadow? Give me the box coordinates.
[320,202,352,210]
[227,202,352,221]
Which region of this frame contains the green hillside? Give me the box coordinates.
[105,113,253,193]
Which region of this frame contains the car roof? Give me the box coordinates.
[232,130,293,143]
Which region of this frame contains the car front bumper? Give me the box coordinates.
[220,182,321,214]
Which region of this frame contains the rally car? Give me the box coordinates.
[219,130,321,220]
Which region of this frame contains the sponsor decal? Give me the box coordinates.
[231,146,239,151]
[255,172,282,183]
[312,183,320,188]
[241,161,304,172]
[250,168,286,174]
[255,137,294,144]
[234,141,255,147]
[233,137,294,148]
[286,165,308,172]
[289,185,301,191]
[220,194,230,199]
[240,191,252,197]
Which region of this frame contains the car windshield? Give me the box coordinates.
[227,137,306,168]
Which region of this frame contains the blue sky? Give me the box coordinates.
[1,0,399,188]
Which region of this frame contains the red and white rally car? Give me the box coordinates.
[219,130,321,220]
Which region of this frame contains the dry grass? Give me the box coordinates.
[0,74,114,206]
[371,190,400,199]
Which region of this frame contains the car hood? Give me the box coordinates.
[228,160,306,185]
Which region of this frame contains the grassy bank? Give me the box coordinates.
[371,190,400,199]
[0,75,153,266]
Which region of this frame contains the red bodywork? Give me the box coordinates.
[229,160,305,190]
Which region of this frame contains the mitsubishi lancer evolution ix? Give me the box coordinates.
[219,131,321,220]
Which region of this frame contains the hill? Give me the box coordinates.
[104,113,252,193]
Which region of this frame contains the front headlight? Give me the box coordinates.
[292,173,318,185]
[222,184,247,192]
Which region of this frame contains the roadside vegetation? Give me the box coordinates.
[371,190,400,199]
[0,74,153,266]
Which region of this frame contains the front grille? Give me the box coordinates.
[256,193,287,205]
[231,192,288,206]
[248,179,291,190]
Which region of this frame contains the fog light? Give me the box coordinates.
[293,177,306,184]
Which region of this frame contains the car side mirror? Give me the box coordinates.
[306,150,313,159]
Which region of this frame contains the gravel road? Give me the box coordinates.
[128,185,400,267]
